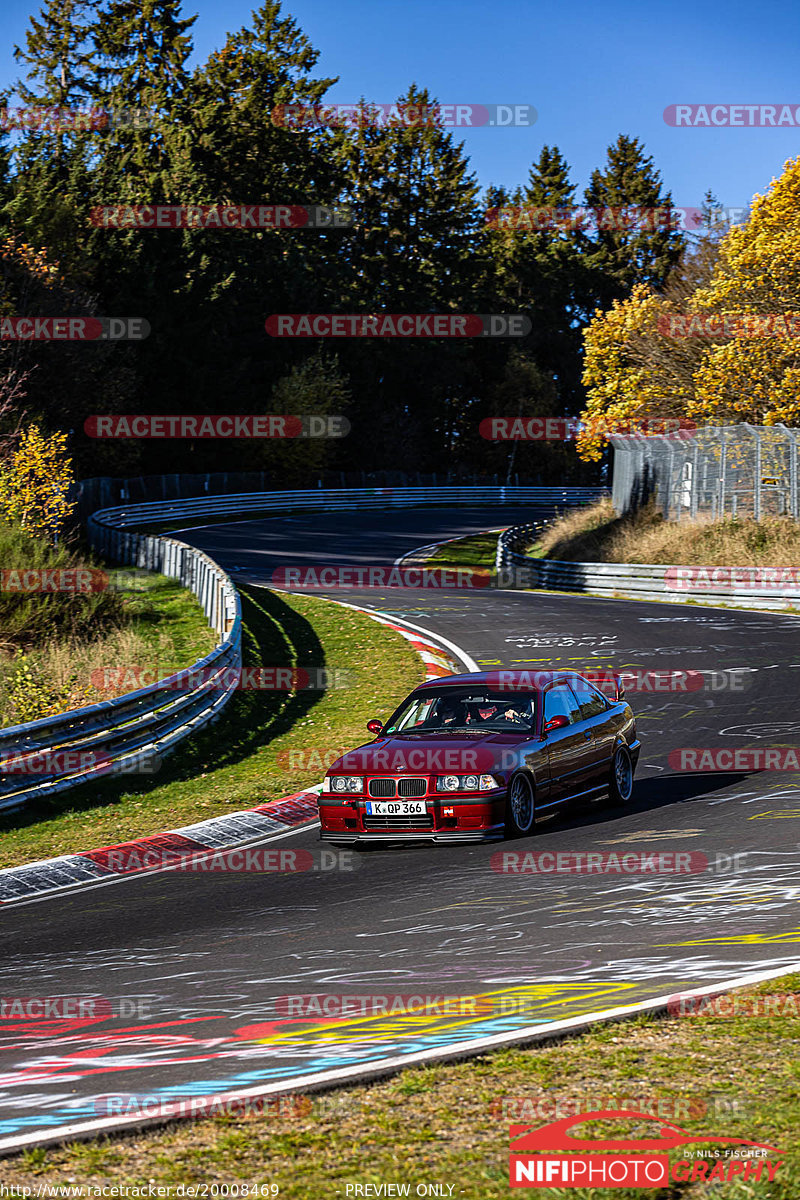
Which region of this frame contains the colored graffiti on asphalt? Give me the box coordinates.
[0,979,671,1141]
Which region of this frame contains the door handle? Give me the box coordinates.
[583,730,592,740]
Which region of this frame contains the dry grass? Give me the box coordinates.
[0,627,175,725]
[535,498,800,566]
[0,572,216,727]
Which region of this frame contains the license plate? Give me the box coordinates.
[365,800,427,816]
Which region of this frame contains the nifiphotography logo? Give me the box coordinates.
[508,1109,783,1188]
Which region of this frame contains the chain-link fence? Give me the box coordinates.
[609,423,800,521]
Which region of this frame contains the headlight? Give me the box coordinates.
[438,775,461,792]
[435,774,499,792]
[327,775,363,793]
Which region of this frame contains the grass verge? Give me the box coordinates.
[0,569,217,726]
[419,530,500,572]
[4,973,799,1198]
[0,587,422,868]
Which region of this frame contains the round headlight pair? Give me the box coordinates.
[329,775,363,792]
[435,774,498,793]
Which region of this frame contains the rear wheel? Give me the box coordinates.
[606,744,634,806]
[506,773,536,837]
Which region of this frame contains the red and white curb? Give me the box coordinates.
[0,788,323,906]
[0,610,475,906]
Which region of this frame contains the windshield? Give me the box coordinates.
[384,689,537,734]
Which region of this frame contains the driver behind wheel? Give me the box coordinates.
[434,698,465,726]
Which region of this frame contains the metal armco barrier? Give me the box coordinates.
[90,486,607,529]
[1,486,601,813]
[496,524,800,611]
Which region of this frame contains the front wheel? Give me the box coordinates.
[506,773,536,837]
[606,744,634,806]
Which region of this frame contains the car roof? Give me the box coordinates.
[412,670,588,694]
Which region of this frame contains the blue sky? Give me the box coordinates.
[3,0,800,208]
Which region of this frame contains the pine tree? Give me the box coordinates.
[9,0,98,260]
[583,134,685,310]
[91,0,196,201]
[328,85,485,467]
[13,0,96,116]
[485,145,589,413]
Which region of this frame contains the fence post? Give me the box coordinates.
[776,423,798,519]
[752,425,762,521]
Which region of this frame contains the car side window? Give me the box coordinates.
[543,684,582,726]
[569,682,608,721]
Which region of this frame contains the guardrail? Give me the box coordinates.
[0,522,241,813]
[90,486,607,530]
[0,487,601,813]
[496,524,800,611]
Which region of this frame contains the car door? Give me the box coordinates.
[567,679,615,788]
[541,683,593,806]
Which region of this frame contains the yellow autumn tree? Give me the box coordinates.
[577,156,800,460]
[578,284,693,461]
[689,157,800,426]
[0,424,76,542]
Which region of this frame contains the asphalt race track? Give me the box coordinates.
[2,507,800,1149]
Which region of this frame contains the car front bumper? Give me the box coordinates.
[318,793,507,843]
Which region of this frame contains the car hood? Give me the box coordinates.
[328,731,530,776]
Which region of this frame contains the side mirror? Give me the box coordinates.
[544,715,569,733]
[366,719,384,735]
[614,674,625,701]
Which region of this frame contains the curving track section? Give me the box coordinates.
[2,506,800,1152]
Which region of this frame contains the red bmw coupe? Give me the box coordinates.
[318,669,640,844]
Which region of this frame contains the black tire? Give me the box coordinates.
[506,772,536,837]
[606,743,634,806]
